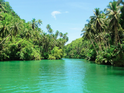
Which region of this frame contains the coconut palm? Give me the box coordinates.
[90,8,104,33]
[20,22,32,40]
[0,13,13,44]
[11,18,23,37]
[82,23,98,54]
[0,0,6,12]
[91,8,107,49]
[59,32,63,37]
[46,24,53,34]
[55,30,59,39]
[31,18,42,30]
[105,1,121,45]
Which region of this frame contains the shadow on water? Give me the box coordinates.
[81,58,124,77]
[82,59,124,93]
[103,66,124,76]
[0,58,124,93]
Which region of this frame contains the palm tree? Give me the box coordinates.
[60,32,63,37]
[65,37,68,42]
[90,8,107,50]
[11,18,23,37]
[31,18,42,30]
[0,13,13,44]
[82,23,98,54]
[46,24,53,34]
[105,1,121,45]
[63,32,68,39]
[24,23,33,40]
[90,8,104,33]
[118,0,124,29]
[37,19,42,26]
[55,30,59,39]
[0,0,6,13]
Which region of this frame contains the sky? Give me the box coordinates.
[6,0,112,44]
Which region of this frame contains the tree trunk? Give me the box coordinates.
[115,26,118,46]
[89,34,98,55]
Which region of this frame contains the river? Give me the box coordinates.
[0,59,124,93]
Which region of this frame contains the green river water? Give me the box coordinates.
[0,59,124,93]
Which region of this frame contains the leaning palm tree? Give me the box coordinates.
[105,1,121,45]
[82,23,98,54]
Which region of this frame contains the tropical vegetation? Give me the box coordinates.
[0,0,68,61]
[65,0,124,66]
[1,0,124,66]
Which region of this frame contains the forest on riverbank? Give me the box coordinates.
[64,0,124,66]
[0,0,68,60]
[1,0,124,66]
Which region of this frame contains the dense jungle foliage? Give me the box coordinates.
[65,0,124,66]
[0,0,68,60]
[64,38,83,58]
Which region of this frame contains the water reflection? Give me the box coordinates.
[83,63,124,93]
[0,59,124,93]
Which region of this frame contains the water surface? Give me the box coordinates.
[0,59,124,93]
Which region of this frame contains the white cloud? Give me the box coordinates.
[51,11,61,20]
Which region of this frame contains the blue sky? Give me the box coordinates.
[6,0,112,44]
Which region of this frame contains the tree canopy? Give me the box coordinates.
[0,0,68,61]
